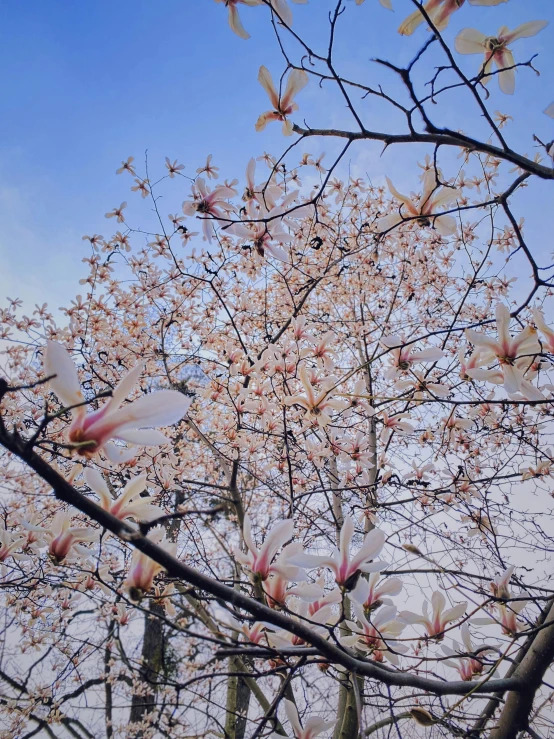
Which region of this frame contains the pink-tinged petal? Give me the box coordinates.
[84,468,112,509]
[257,66,280,109]
[349,576,370,605]
[338,515,355,569]
[103,443,139,464]
[465,368,504,384]
[379,0,393,8]
[429,187,462,211]
[381,334,403,349]
[496,52,516,95]
[104,391,191,433]
[469,0,508,5]
[257,519,294,573]
[431,590,446,620]
[358,560,388,574]
[398,8,425,36]
[378,578,403,597]
[255,111,280,132]
[545,102,554,118]
[281,69,309,109]
[44,341,85,412]
[266,243,289,261]
[455,27,487,55]
[228,4,250,39]
[116,429,171,445]
[504,20,548,44]
[287,552,334,569]
[465,329,501,354]
[519,380,545,402]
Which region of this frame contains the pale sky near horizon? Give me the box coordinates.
[1,0,553,316]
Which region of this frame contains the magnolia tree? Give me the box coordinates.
[1,1,554,737]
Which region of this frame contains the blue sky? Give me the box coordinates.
[1,0,553,312]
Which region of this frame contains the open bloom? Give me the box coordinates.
[84,468,162,523]
[399,591,467,640]
[350,571,403,610]
[281,698,335,739]
[255,65,309,136]
[465,304,542,398]
[455,21,549,95]
[290,516,386,589]
[374,169,461,236]
[215,0,262,40]
[182,177,237,242]
[44,341,191,461]
[0,526,28,564]
[235,515,295,581]
[381,335,444,380]
[283,366,348,428]
[442,624,496,681]
[342,603,407,665]
[46,512,99,564]
[399,0,508,37]
[227,199,293,261]
[124,528,176,600]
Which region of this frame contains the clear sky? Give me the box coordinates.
[1,0,553,313]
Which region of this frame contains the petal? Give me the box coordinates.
[385,177,411,207]
[455,28,487,55]
[398,8,425,36]
[443,602,467,623]
[118,474,148,507]
[410,347,444,362]
[497,56,516,96]
[283,700,302,738]
[84,467,111,508]
[505,20,548,43]
[434,214,457,236]
[545,102,554,119]
[103,391,191,432]
[108,363,144,411]
[44,341,85,411]
[255,111,280,132]
[258,519,294,568]
[257,66,280,109]
[228,4,250,39]
[116,429,171,445]
[281,69,309,109]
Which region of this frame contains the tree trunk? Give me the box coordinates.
[129,602,165,736]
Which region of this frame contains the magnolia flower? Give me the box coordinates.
[442,624,496,681]
[465,304,542,398]
[380,412,414,443]
[374,170,461,236]
[485,566,527,635]
[290,516,386,589]
[399,591,467,640]
[227,199,293,261]
[105,202,127,222]
[280,698,335,739]
[381,335,444,380]
[215,0,262,40]
[399,0,508,37]
[182,177,237,242]
[266,596,336,648]
[283,366,348,428]
[124,528,176,600]
[243,157,282,207]
[44,341,191,461]
[342,603,407,665]
[46,512,99,564]
[235,515,295,581]
[350,571,403,610]
[455,21,549,95]
[164,157,185,178]
[84,468,162,523]
[255,66,309,136]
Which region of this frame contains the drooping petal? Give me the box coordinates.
[496,51,516,95]
[98,391,191,434]
[255,111,281,132]
[283,699,303,738]
[228,4,250,39]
